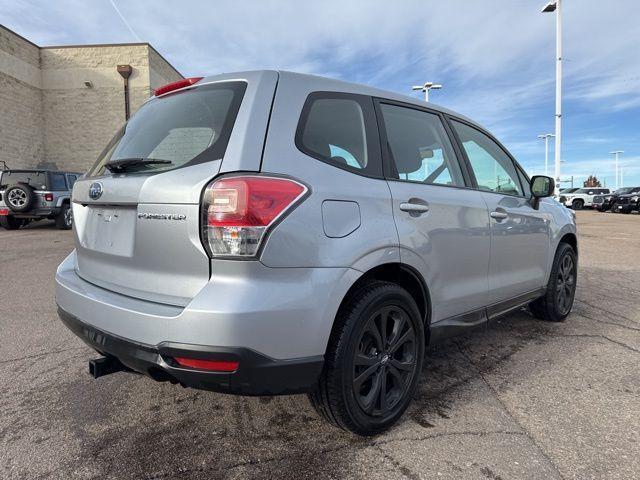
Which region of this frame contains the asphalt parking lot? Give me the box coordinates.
[1,210,639,480]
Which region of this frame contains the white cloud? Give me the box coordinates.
[1,0,639,181]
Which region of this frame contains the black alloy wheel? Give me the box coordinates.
[308,281,424,435]
[530,242,577,322]
[352,305,417,417]
[555,252,575,317]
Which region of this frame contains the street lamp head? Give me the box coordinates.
[541,1,557,13]
[412,82,442,92]
[610,151,624,155]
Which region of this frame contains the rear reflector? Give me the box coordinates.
[201,176,307,258]
[154,77,204,97]
[0,208,8,216]
[174,357,239,372]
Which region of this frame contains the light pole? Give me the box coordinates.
[537,133,555,176]
[542,0,562,194]
[610,151,623,189]
[412,82,442,102]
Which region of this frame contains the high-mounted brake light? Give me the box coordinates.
[201,176,307,258]
[174,357,239,372]
[154,77,204,97]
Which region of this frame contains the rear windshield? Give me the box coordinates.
[87,81,246,177]
[0,171,48,190]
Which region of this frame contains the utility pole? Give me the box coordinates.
[412,82,442,102]
[538,133,555,176]
[610,151,624,189]
[542,0,562,194]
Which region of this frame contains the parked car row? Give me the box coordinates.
[594,187,640,213]
[0,168,81,229]
[556,186,640,213]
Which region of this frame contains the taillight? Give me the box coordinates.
[44,193,54,202]
[201,175,307,258]
[154,77,204,96]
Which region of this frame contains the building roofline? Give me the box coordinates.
[0,24,40,48]
[147,44,184,79]
[42,42,183,78]
[41,41,150,49]
[1,24,183,78]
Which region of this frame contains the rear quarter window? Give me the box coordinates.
[49,173,67,191]
[296,92,382,177]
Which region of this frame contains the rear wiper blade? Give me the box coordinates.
[105,158,172,172]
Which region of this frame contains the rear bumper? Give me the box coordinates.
[55,250,360,394]
[0,207,61,218]
[58,307,323,395]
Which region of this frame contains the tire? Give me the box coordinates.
[55,204,73,230]
[308,281,424,436]
[621,207,631,214]
[571,199,584,210]
[4,184,35,213]
[0,215,23,230]
[609,203,617,213]
[530,242,577,322]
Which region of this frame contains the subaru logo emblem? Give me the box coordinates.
[89,182,103,200]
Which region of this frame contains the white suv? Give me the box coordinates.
[560,187,610,209]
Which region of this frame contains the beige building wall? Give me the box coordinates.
[0,26,182,173]
[0,27,44,169]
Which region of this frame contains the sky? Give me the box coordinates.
[2,0,639,189]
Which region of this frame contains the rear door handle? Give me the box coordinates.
[400,202,430,213]
[490,211,508,220]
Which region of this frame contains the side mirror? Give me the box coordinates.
[530,175,555,209]
[531,175,554,198]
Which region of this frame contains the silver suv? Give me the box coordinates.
[56,71,578,435]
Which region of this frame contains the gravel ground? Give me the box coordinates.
[1,210,638,479]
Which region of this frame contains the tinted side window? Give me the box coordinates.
[50,173,67,191]
[451,120,523,196]
[297,93,381,177]
[66,175,78,188]
[379,104,465,187]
